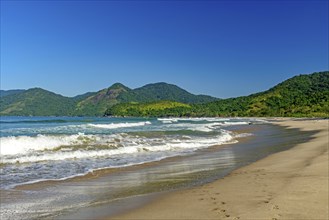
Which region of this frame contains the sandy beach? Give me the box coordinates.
[109,119,328,220]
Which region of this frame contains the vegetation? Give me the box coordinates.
[105,71,329,118]
[1,71,328,117]
[0,82,216,116]
[105,100,192,117]
[0,88,75,116]
[0,89,25,97]
[73,83,131,116]
[120,82,218,104]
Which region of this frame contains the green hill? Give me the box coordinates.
[1,71,327,117]
[105,100,191,117]
[122,82,218,104]
[0,82,216,116]
[199,71,329,117]
[106,71,329,117]
[74,82,217,116]
[74,83,131,116]
[0,89,25,97]
[0,88,75,116]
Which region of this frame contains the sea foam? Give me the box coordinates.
[87,121,151,129]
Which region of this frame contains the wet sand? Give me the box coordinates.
[109,119,328,220]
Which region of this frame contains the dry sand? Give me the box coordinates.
[109,119,328,220]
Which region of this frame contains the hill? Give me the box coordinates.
[0,88,75,116]
[74,83,131,116]
[105,100,191,117]
[0,89,25,97]
[0,82,217,116]
[200,71,329,117]
[120,82,218,104]
[106,71,329,117]
[1,71,327,117]
[74,82,217,116]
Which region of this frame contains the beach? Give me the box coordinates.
[109,119,328,220]
[1,118,328,220]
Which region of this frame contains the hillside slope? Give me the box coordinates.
[122,82,218,104]
[201,71,329,117]
[74,83,131,116]
[0,88,75,116]
[74,82,217,116]
[106,71,329,117]
[1,71,327,117]
[0,89,25,97]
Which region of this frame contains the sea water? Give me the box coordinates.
[0,116,260,189]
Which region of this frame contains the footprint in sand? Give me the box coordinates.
[272,205,279,210]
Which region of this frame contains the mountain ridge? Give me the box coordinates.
[1,71,328,117]
[0,82,218,116]
[106,71,329,117]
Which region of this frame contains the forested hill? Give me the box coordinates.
[0,89,25,97]
[0,82,217,116]
[0,88,75,116]
[74,82,217,115]
[105,71,329,117]
[1,71,327,117]
[124,82,218,104]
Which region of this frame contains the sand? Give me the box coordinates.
[109,119,328,220]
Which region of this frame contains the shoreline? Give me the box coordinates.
[1,118,327,220]
[108,118,328,220]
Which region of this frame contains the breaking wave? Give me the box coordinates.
[87,121,151,129]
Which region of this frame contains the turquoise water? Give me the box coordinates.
[0,116,260,189]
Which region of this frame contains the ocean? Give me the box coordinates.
[0,116,260,190]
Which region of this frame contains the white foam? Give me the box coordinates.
[163,122,226,132]
[157,118,178,123]
[223,121,249,125]
[158,117,229,123]
[162,123,213,132]
[235,133,253,138]
[0,134,86,156]
[0,130,234,164]
[88,121,151,129]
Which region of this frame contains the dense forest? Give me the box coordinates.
[1,71,328,117]
[0,82,216,116]
[105,71,329,117]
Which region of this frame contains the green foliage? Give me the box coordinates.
[124,82,218,104]
[72,92,96,102]
[74,82,217,116]
[0,88,75,116]
[241,71,329,117]
[1,71,328,117]
[106,71,329,118]
[0,89,25,97]
[105,101,191,117]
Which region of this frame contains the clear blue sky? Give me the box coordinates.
[1,0,328,98]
